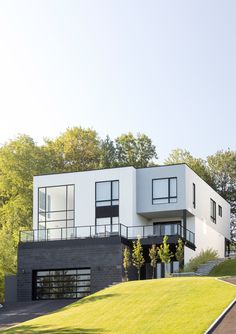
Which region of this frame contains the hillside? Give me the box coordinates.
[1,277,236,334]
[208,258,236,276]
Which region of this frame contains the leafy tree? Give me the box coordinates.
[165,148,214,187]
[207,150,236,243]
[158,236,173,277]
[132,237,145,280]
[175,239,184,268]
[123,246,131,281]
[43,127,102,172]
[0,135,49,300]
[149,244,159,279]
[100,135,117,168]
[115,132,157,168]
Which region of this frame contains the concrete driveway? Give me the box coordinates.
[0,300,74,331]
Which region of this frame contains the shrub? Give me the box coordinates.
[183,248,218,272]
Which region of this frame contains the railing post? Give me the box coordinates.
[90,225,91,238]
[143,226,145,238]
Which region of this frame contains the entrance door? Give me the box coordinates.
[33,268,91,300]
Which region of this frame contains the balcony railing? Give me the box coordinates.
[20,223,195,245]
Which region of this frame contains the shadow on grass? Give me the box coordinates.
[1,325,108,334]
[63,293,121,310]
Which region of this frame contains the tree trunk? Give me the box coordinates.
[138,269,140,280]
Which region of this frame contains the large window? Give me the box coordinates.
[95,181,119,229]
[38,185,75,230]
[33,268,90,300]
[210,199,216,223]
[95,180,119,207]
[152,178,177,204]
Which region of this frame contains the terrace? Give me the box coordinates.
[20,222,195,249]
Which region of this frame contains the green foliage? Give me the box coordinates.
[183,249,218,273]
[43,127,102,172]
[99,136,117,168]
[158,236,173,264]
[158,236,173,277]
[0,135,50,301]
[165,148,214,187]
[132,237,145,280]
[115,132,157,168]
[175,239,184,267]
[208,258,236,276]
[149,244,159,279]
[123,246,131,281]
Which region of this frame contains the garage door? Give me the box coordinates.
[33,268,91,300]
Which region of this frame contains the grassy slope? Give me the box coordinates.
[1,278,236,334]
[209,258,236,276]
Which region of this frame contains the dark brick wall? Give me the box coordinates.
[4,275,17,303]
[17,236,124,302]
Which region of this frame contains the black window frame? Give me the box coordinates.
[95,180,119,207]
[152,177,177,204]
[210,198,216,223]
[218,205,222,217]
[38,184,75,230]
[193,183,196,209]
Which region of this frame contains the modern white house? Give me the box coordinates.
[7,164,231,302]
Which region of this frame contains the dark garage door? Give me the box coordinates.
[33,268,91,300]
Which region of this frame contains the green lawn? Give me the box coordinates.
[209,258,236,276]
[1,277,236,334]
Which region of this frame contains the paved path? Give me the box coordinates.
[0,300,74,331]
[212,277,236,334]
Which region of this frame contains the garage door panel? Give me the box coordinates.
[33,268,91,300]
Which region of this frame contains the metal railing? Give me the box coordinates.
[20,223,195,245]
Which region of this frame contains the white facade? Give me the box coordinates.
[32,164,230,263]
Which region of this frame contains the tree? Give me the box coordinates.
[0,135,49,301]
[207,150,236,243]
[123,246,131,281]
[43,127,102,172]
[115,132,157,168]
[149,244,159,279]
[165,148,214,187]
[132,237,145,280]
[175,239,184,269]
[99,136,117,168]
[158,236,173,277]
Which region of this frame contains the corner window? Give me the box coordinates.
[152,178,177,204]
[193,183,196,209]
[210,199,216,223]
[95,181,119,207]
[218,205,222,217]
[38,185,75,230]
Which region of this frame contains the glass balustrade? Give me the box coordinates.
[20,223,195,245]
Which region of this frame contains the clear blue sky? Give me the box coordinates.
[0,0,235,162]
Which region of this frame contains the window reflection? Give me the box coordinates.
[38,185,75,230]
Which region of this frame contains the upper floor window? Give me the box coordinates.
[210,198,216,223]
[38,185,75,229]
[193,183,196,209]
[95,180,119,207]
[218,205,222,217]
[152,177,177,204]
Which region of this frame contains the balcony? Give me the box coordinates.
[20,223,195,248]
